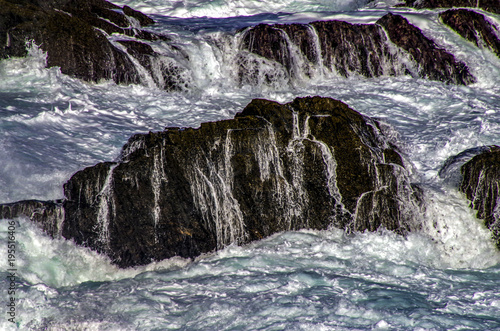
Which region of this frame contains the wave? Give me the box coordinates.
[111,0,376,18]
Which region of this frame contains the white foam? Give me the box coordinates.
[0,218,191,288]
[112,0,373,18]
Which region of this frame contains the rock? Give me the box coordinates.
[0,200,63,237]
[237,14,475,85]
[376,13,475,85]
[439,145,497,186]
[402,0,499,14]
[0,0,182,88]
[311,20,403,78]
[238,19,407,83]
[440,9,500,58]
[0,97,423,268]
[459,147,500,248]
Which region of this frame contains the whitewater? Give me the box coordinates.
[2,0,500,329]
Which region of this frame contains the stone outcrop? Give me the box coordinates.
[402,0,500,14]
[0,0,189,90]
[438,146,497,186]
[440,9,500,58]
[0,97,423,268]
[1,2,484,90]
[459,146,500,248]
[376,13,475,85]
[237,13,475,86]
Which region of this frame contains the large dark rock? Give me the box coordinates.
[459,146,500,248]
[0,0,185,89]
[0,97,423,267]
[237,13,475,86]
[440,9,500,58]
[402,0,500,14]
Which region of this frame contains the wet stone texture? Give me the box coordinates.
[440,9,500,58]
[460,147,500,248]
[403,0,500,14]
[0,97,423,267]
[238,13,475,85]
[376,13,475,85]
[0,0,187,90]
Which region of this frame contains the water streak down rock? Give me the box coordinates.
[0,97,423,267]
[459,147,500,248]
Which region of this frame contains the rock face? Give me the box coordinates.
[440,9,500,58]
[1,2,484,90]
[0,0,188,90]
[376,13,475,85]
[0,200,63,237]
[0,97,422,268]
[403,0,500,14]
[237,13,475,86]
[459,146,500,248]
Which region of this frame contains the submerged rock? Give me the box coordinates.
[237,13,475,86]
[440,9,500,58]
[0,97,423,268]
[459,146,500,248]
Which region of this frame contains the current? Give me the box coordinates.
[1,0,500,329]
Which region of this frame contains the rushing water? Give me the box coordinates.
[1,0,500,329]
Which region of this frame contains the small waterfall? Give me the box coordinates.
[54,206,65,238]
[292,112,349,222]
[252,120,307,229]
[310,127,346,212]
[190,130,246,249]
[305,24,326,79]
[151,144,167,243]
[350,118,423,234]
[285,113,309,227]
[95,164,118,252]
[120,135,147,161]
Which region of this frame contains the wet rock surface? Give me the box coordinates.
[238,13,475,85]
[459,146,500,248]
[0,97,422,268]
[0,199,63,237]
[440,9,500,58]
[376,13,475,85]
[0,0,186,90]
